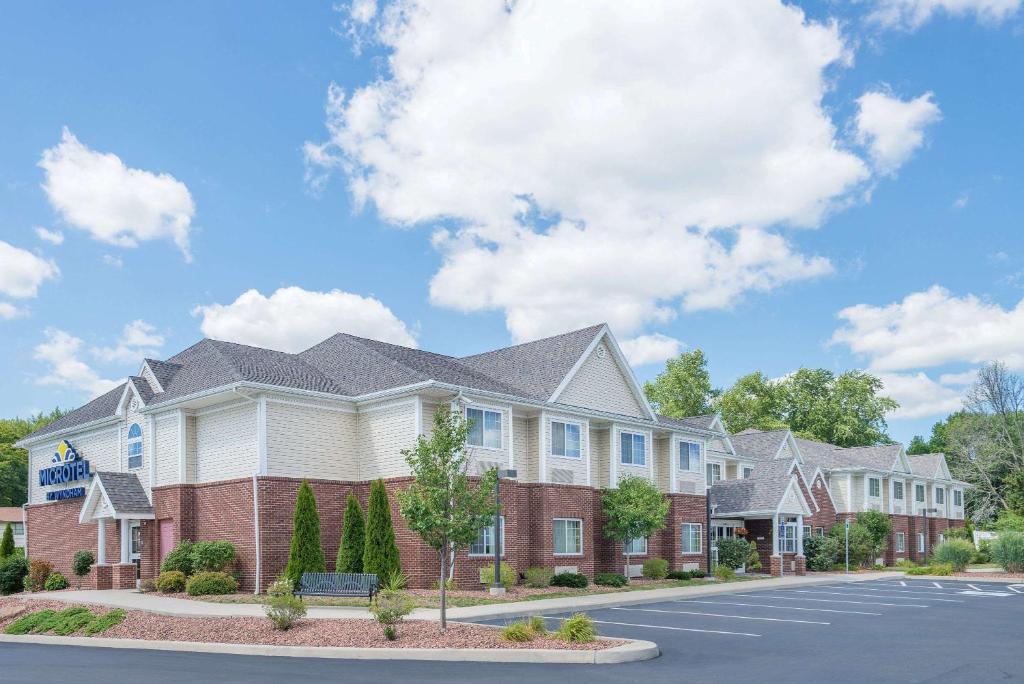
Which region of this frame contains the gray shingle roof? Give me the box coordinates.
[709,458,804,515]
[795,437,902,472]
[656,414,719,432]
[908,453,944,478]
[95,471,153,515]
[24,383,127,440]
[729,430,789,460]
[144,359,182,391]
[128,376,154,405]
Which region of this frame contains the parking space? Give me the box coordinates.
[478,579,1024,682]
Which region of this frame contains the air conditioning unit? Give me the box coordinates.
[550,468,574,484]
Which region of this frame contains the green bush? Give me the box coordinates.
[336,493,365,573]
[992,531,1024,573]
[557,613,597,643]
[185,571,238,596]
[4,607,93,636]
[932,540,975,571]
[0,556,28,595]
[689,569,706,578]
[527,615,546,635]
[501,621,535,642]
[83,609,126,636]
[829,522,873,567]
[72,550,95,585]
[803,534,841,572]
[44,572,68,591]
[264,578,307,630]
[746,540,762,571]
[479,561,517,590]
[370,585,414,641]
[431,577,457,591]
[0,523,14,558]
[944,526,971,542]
[991,512,1024,533]
[714,565,736,581]
[190,541,236,573]
[550,572,588,588]
[161,540,195,576]
[973,539,992,564]
[666,570,692,580]
[642,557,669,580]
[524,567,553,588]
[363,479,401,584]
[27,559,53,592]
[595,572,628,587]
[895,558,917,569]
[906,563,953,576]
[856,510,892,562]
[284,481,327,586]
[156,570,187,593]
[715,538,750,570]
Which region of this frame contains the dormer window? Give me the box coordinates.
[127,423,143,470]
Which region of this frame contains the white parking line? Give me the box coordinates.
[733,593,928,608]
[899,580,907,587]
[858,585,999,597]
[933,582,944,589]
[585,619,761,638]
[676,600,882,616]
[610,607,829,625]
[790,589,963,603]
[968,584,981,591]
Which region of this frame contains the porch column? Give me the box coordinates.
[772,514,779,555]
[796,514,804,555]
[120,519,131,565]
[97,519,106,565]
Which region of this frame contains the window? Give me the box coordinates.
[868,477,881,498]
[624,537,648,556]
[469,517,505,556]
[954,490,963,507]
[915,484,925,503]
[815,527,825,537]
[705,462,722,487]
[679,441,702,472]
[551,421,581,458]
[681,523,702,554]
[935,488,945,505]
[620,432,646,466]
[127,423,143,470]
[893,481,904,500]
[917,533,925,553]
[781,522,798,553]
[895,532,906,552]
[467,408,502,449]
[802,525,811,540]
[711,525,736,541]
[11,523,24,536]
[553,518,582,555]
[742,467,754,479]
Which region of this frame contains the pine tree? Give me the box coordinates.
[284,481,326,586]
[0,522,14,558]
[363,479,401,581]
[336,493,365,573]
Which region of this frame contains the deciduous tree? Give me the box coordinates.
[601,476,670,580]
[643,349,717,418]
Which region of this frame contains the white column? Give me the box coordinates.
[772,514,779,555]
[120,519,131,565]
[97,520,107,565]
[796,514,804,555]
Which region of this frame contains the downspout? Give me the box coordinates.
[252,474,261,595]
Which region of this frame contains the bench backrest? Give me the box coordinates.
[298,572,379,594]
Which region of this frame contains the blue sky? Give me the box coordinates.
[1,1,1022,445]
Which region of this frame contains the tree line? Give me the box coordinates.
[0,408,65,507]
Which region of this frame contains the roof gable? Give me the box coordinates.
[549,330,654,420]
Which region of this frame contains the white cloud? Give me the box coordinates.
[308,1,873,342]
[832,285,1024,372]
[192,286,417,353]
[938,369,978,385]
[34,328,121,397]
[869,0,1021,30]
[952,192,970,209]
[92,320,165,364]
[855,91,941,176]
[0,303,22,320]
[102,254,124,268]
[877,371,964,419]
[0,240,59,299]
[34,227,64,245]
[620,334,685,367]
[38,128,196,261]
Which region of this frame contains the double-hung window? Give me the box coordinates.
[681,523,702,555]
[868,477,881,498]
[742,466,754,479]
[469,517,505,556]
[551,421,581,459]
[705,462,722,487]
[624,537,648,556]
[915,484,925,503]
[895,532,906,552]
[620,432,646,466]
[954,490,962,507]
[802,525,812,540]
[127,423,143,470]
[553,518,582,555]
[935,488,945,505]
[467,408,502,449]
[917,533,926,553]
[781,522,797,553]
[678,441,701,473]
[12,523,24,536]
[893,481,904,500]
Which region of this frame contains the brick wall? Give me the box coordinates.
[25,498,123,585]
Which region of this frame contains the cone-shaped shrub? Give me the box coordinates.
[336,494,365,573]
[363,479,401,581]
[0,523,14,559]
[284,481,326,586]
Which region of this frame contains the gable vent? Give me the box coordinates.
[550,468,575,484]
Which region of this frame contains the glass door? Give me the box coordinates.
[130,522,142,579]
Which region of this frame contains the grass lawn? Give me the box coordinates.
[192,575,763,608]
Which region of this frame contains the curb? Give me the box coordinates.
[0,633,658,664]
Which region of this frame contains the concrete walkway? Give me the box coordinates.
[21,572,894,621]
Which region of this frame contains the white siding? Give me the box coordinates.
[195,402,258,482]
[154,414,180,487]
[830,475,849,512]
[779,483,804,515]
[512,416,530,479]
[591,426,609,489]
[543,413,589,485]
[265,400,358,480]
[672,434,706,495]
[462,402,511,476]
[610,424,654,486]
[185,415,197,483]
[524,417,540,483]
[357,401,416,480]
[557,341,648,418]
[29,427,119,504]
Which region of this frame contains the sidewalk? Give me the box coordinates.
[20,572,894,621]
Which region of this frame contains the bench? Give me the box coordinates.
[295,572,380,600]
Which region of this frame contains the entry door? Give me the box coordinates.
[130,522,142,578]
[159,520,174,564]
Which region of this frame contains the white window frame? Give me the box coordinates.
[469,516,505,557]
[953,489,962,507]
[678,440,702,473]
[127,423,143,471]
[781,521,798,553]
[892,481,904,501]
[868,477,881,498]
[742,466,754,479]
[917,532,926,553]
[466,407,503,450]
[553,518,583,556]
[681,523,703,555]
[620,431,647,466]
[895,532,906,553]
[705,461,722,487]
[915,483,926,503]
[934,487,945,505]
[550,420,582,459]
[814,527,825,537]
[624,536,648,556]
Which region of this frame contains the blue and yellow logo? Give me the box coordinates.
[52,440,80,464]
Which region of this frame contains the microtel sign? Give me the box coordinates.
[39,440,91,501]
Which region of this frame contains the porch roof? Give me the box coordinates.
[78,471,155,523]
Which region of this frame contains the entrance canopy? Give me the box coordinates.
[79,471,155,523]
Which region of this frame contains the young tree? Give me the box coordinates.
[0,523,14,558]
[397,406,497,631]
[716,371,788,434]
[856,510,892,563]
[72,550,95,589]
[363,479,402,583]
[336,493,365,573]
[601,476,671,581]
[284,481,326,586]
[644,349,718,418]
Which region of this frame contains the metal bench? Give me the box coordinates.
[295,572,379,600]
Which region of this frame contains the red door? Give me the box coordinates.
[159,520,174,564]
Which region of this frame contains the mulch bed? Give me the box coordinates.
[0,598,620,650]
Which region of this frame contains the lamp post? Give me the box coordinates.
[706,499,716,572]
[492,469,517,595]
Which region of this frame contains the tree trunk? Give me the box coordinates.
[439,543,448,632]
